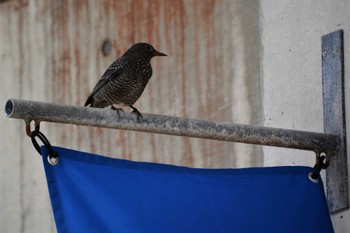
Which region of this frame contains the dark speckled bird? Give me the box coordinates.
[84,43,167,119]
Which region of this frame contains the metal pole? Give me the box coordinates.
[5,98,339,155]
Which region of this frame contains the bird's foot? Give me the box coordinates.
[129,105,143,121]
[111,105,124,116]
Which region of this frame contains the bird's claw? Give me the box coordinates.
[132,110,143,121]
[111,106,124,116]
[130,105,143,121]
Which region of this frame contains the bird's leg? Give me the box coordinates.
[110,105,124,116]
[129,105,143,120]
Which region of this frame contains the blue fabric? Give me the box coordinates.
[42,146,334,233]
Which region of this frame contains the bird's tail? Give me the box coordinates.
[84,95,94,107]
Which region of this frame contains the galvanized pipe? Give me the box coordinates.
[5,98,339,155]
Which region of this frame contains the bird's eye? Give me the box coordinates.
[146,45,152,51]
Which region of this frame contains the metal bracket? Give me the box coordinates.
[322,30,349,213]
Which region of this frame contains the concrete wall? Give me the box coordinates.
[260,0,350,232]
[0,0,260,232]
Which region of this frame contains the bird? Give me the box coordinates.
[84,43,167,119]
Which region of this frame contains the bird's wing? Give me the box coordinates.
[91,56,128,94]
[84,57,128,106]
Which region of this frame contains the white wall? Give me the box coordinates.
[260,0,350,231]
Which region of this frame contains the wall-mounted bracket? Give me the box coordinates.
[322,30,348,213]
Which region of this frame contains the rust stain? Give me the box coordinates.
[162,0,195,165]
[49,0,73,146]
[50,0,72,104]
[135,132,143,161]
[6,0,29,11]
[17,2,24,99]
[118,130,129,159]
[189,0,217,164]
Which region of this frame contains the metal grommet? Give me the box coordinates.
[308,172,319,183]
[48,155,59,166]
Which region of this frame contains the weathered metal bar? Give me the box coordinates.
[322,30,348,213]
[5,98,339,155]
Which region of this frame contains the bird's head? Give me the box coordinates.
[125,43,167,61]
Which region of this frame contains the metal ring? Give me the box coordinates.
[322,154,330,169]
[30,130,59,165]
[309,152,330,183]
[31,130,42,155]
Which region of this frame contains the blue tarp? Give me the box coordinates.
[42,146,334,233]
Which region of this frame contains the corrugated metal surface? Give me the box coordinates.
[0,0,260,232]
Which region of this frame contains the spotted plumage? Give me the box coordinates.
[84,43,167,119]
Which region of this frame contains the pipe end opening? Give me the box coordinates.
[5,99,14,117]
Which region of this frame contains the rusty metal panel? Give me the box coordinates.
[322,30,348,213]
[29,0,261,168]
[0,0,260,232]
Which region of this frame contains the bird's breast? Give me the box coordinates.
[128,62,153,80]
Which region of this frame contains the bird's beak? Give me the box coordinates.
[154,50,167,56]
